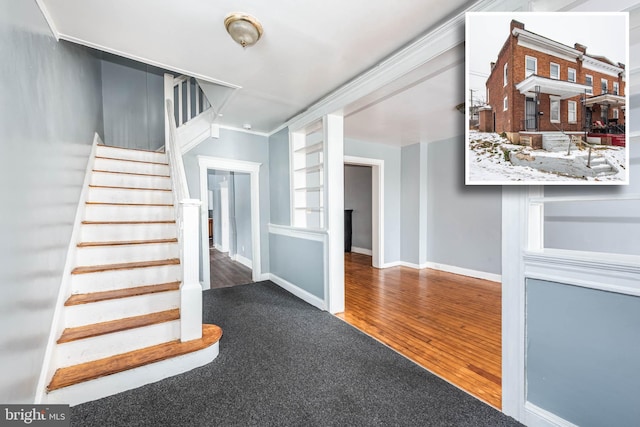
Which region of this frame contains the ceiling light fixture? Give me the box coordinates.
[224,13,263,48]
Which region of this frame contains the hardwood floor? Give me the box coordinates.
[337,252,502,409]
[209,247,254,289]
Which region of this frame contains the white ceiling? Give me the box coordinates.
[37,0,639,146]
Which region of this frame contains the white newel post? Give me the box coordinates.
[180,199,203,342]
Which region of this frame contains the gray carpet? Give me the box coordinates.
[71,281,523,426]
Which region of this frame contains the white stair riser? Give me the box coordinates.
[94,158,169,176]
[71,264,181,293]
[76,242,179,266]
[55,320,180,368]
[88,187,173,205]
[85,204,175,222]
[43,342,219,406]
[90,172,171,190]
[96,146,167,164]
[65,291,180,327]
[81,222,177,242]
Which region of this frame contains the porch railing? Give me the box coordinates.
[165,98,203,342]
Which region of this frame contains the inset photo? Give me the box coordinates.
[465,12,629,185]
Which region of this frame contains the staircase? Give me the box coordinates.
[542,132,575,152]
[43,144,221,405]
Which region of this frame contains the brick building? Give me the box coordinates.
[483,20,626,147]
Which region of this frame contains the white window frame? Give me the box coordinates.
[585,75,593,95]
[567,68,576,83]
[613,81,619,95]
[504,63,508,87]
[525,56,537,77]
[601,78,608,95]
[550,96,560,123]
[613,108,619,119]
[550,62,560,80]
[568,100,577,123]
[504,96,508,111]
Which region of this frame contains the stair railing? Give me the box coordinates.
[165,98,203,342]
[171,75,211,128]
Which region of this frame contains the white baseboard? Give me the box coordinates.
[374,259,501,283]
[213,243,224,252]
[231,253,253,270]
[269,274,326,311]
[425,262,501,283]
[524,402,579,427]
[350,246,372,256]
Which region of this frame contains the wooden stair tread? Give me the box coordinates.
[95,155,168,166]
[71,258,180,274]
[93,169,170,178]
[48,324,222,391]
[89,184,171,192]
[97,144,166,154]
[78,238,178,247]
[57,309,180,344]
[86,201,173,206]
[65,282,181,306]
[82,220,175,225]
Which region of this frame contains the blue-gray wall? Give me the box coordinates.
[101,55,165,150]
[233,172,252,261]
[400,143,428,265]
[345,138,402,264]
[0,0,104,403]
[183,129,270,277]
[269,234,325,299]
[526,279,640,427]
[427,137,502,275]
[268,127,291,225]
[344,165,372,251]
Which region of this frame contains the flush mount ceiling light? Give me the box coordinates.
[224,13,263,48]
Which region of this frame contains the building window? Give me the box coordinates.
[550,63,560,80]
[486,87,490,105]
[613,108,619,119]
[503,96,508,111]
[568,101,577,123]
[601,78,608,94]
[525,56,537,77]
[585,75,593,94]
[613,82,619,95]
[504,63,508,86]
[550,97,560,123]
[568,68,576,83]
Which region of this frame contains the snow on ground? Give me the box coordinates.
[467,131,627,184]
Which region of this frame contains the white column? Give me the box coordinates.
[324,113,345,313]
[180,199,203,342]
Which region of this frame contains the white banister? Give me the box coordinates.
[165,97,203,342]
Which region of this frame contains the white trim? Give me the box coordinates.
[56,34,241,90]
[600,77,609,95]
[273,0,506,135]
[503,95,508,111]
[35,133,101,403]
[567,100,577,123]
[549,96,560,123]
[217,124,270,138]
[351,246,373,256]
[549,62,560,80]
[35,0,60,40]
[504,63,508,87]
[214,243,224,251]
[232,253,253,270]
[424,262,501,283]
[344,155,385,268]
[198,156,262,287]
[524,402,579,427]
[525,55,537,77]
[513,28,581,63]
[585,74,593,94]
[268,223,327,242]
[583,55,624,77]
[567,67,576,83]
[269,274,326,311]
[523,249,640,297]
[613,81,620,96]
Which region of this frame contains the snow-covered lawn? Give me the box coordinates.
[466,131,627,184]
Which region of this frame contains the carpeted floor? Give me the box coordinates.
[71,281,523,426]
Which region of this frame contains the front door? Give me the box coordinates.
[525,97,536,130]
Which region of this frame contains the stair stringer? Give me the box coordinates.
[35,132,102,404]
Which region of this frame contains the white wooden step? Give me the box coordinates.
[70,262,181,293]
[76,240,179,265]
[96,145,167,164]
[65,289,180,327]
[84,203,175,222]
[94,157,170,176]
[80,221,177,242]
[55,320,181,368]
[90,171,171,190]
[87,186,173,205]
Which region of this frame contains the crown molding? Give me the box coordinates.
[35,0,60,41]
